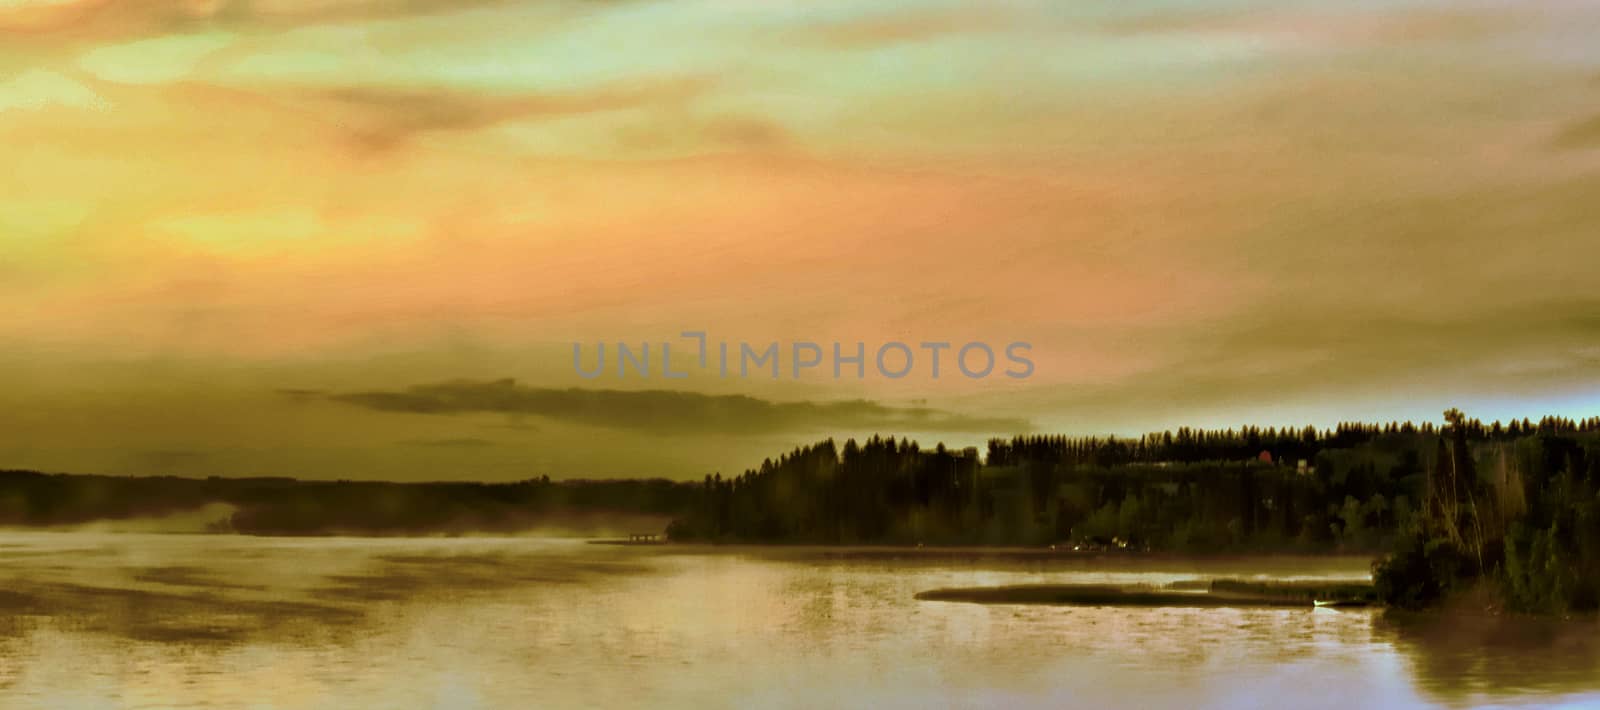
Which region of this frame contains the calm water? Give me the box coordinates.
[0,533,1595,709]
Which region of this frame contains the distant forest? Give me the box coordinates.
[668,413,1600,612]
[0,472,698,535]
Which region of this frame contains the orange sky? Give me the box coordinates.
[3,0,1599,479]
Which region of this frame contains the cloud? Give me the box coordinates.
[789,7,1012,49]
[0,0,575,42]
[400,437,498,448]
[76,30,235,84]
[610,113,791,155]
[322,379,1032,435]
[1001,295,1600,430]
[1553,113,1600,150]
[0,69,106,111]
[301,76,713,152]
[1099,5,1511,46]
[274,388,327,401]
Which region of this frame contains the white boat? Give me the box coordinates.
[1313,599,1369,608]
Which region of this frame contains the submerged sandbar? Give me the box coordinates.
[915,580,1376,608]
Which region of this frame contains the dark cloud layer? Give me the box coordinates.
[323,379,1031,435]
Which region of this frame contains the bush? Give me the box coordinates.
[1374,530,1470,610]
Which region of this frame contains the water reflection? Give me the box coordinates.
[0,533,1594,709]
[1375,609,1600,708]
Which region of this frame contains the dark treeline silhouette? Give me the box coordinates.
[985,416,1600,468]
[0,471,698,535]
[668,416,1600,579]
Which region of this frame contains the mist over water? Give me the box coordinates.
[0,534,1595,709]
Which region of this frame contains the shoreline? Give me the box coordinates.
[0,528,1384,562]
[593,539,1384,560]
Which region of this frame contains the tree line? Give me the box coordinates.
[0,471,698,535]
[669,413,1600,613]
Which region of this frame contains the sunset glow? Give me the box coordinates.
[4,0,1599,478]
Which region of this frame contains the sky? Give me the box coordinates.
[2,0,1599,480]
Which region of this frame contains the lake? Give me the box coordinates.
[0,533,1595,709]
